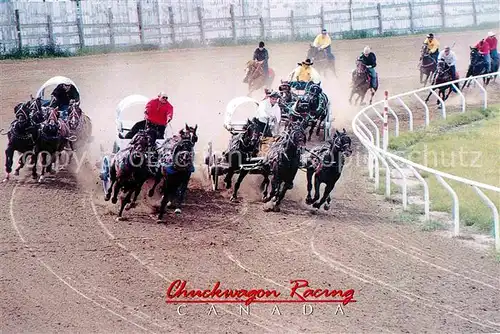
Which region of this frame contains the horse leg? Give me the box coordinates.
[348,88,355,105]
[305,168,314,204]
[260,171,271,201]
[148,170,162,197]
[4,145,15,181]
[312,173,321,203]
[224,167,234,189]
[14,155,25,176]
[316,115,326,137]
[424,90,433,103]
[308,121,316,142]
[313,182,335,209]
[125,181,144,211]
[31,149,39,180]
[117,189,134,220]
[157,181,170,223]
[173,172,191,214]
[420,70,423,84]
[230,169,249,202]
[264,172,280,203]
[111,176,121,204]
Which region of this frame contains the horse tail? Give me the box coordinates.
[0,128,5,135]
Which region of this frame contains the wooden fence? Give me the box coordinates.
[0,0,498,54]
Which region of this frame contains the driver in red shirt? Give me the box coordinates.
[124,92,173,140]
[145,92,173,140]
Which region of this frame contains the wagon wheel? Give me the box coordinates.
[99,155,111,196]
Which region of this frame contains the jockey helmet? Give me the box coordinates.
[488,31,495,37]
[363,46,370,55]
[321,28,327,34]
[427,33,434,38]
[259,41,265,48]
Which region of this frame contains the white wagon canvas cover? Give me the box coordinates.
[36,76,80,101]
[224,96,260,132]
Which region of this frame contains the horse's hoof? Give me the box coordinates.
[38,176,44,183]
[104,194,110,201]
[115,217,124,222]
[174,208,181,214]
[111,197,118,204]
[14,170,19,176]
[312,202,321,209]
[166,201,172,208]
[156,218,165,224]
[230,196,238,202]
[305,197,313,205]
[225,182,232,190]
[324,204,330,211]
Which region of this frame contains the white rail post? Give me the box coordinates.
[383,91,389,150]
[397,97,413,131]
[358,122,379,187]
[413,92,430,127]
[429,88,446,118]
[386,156,407,210]
[357,121,376,181]
[451,83,465,113]
[387,106,400,137]
[473,186,500,252]
[472,78,487,110]
[435,175,460,237]
[408,165,430,221]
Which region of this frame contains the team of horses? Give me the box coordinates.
[4,41,497,223]
[217,78,352,212]
[2,96,92,183]
[103,123,198,222]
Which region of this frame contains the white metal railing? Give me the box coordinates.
[351,71,500,251]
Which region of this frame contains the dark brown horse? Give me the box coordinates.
[243,60,275,95]
[349,60,378,105]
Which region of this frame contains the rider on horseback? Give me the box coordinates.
[253,41,269,78]
[288,58,321,90]
[475,39,491,72]
[438,46,458,80]
[255,91,281,137]
[357,46,377,92]
[486,31,498,71]
[49,83,80,119]
[423,33,440,63]
[312,28,335,61]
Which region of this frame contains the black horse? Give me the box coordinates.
[305,129,352,210]
[349,60,378,105]
[221,118,263,202]
[425,60,456,107]
[301,84,330,141]
[419,44,437,86]
[260,119,307,212]
[32,108,73,182]
[148,124,198,223]
[104,129,154,220]
[461,46,491,89]
[3,102,41,181]
[307,45,337,77]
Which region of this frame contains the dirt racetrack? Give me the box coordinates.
[1,29,500,333]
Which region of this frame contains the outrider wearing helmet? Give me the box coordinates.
[259,41,265,48]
